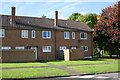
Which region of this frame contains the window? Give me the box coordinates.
[43,46,51,52]
[0,29,5,38]
[80,33,87,39]
[32,30,35,38]
[15,47,25,50]
[81,46,88,52]
[21,30,28,38]
[1,47,11,50]
[72,32,75,39]
[71,47,77,50]
[59,46,67,50]
[64,32,69,39]
[42,31,51,39]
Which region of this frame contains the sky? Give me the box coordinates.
[1,0,118,20]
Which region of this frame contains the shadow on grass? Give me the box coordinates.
[38,58,110,63]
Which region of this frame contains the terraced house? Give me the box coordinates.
[0,7,93,62]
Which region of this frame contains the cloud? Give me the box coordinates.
[80,12,87,15]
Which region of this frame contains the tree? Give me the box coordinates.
[93,1,120,58]
[67,13,83,21]
[68,13,98,28]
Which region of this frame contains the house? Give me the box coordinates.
[0,7,93,62]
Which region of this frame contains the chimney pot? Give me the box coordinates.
[54,11,58,26]
[11,7,16,24]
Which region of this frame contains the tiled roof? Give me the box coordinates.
[1,15,92,32]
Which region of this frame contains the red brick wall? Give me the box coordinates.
[1,50,35,62]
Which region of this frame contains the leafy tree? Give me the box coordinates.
[93,1,120,58]
[68,13,98,28]
[67,13,83,21]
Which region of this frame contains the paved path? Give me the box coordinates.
[43,62,82,75]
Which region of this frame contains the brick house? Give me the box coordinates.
[0,7,93,62]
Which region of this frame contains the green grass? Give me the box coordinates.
[1,62,49,68]
[68,64,119,74]
[1,68,70,79]
[46,58,119,66]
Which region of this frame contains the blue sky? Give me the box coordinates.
[1,1,117,19]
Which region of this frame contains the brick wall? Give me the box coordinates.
[64,49,84,61]
[0,50,35,62]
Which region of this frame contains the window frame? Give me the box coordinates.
[72,32,75,39]
[42,46,51,52]
[80,33,87,40]
[42,31,51,39]
[0,29,5,38]
[59,46,67,50]
[64,32,70,39]
[1,47,11,50]
[15,47,25,50]
[32,30,36,38]
[21,30,28,38]
[81,46,88,52]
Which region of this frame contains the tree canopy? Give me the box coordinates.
[93,1,120,57]
[67,13,98,28]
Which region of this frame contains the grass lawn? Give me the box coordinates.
[1,62,49,68]
[68,64,119,74]
[1,68,70,79]
[45,58,119,66]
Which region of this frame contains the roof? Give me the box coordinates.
[1,15,93,32]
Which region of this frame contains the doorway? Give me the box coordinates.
[31,47,38,60]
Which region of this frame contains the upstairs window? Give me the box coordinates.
[15,47,25,50]
[64,32,69,39]
[21,30,28,38]
[1,47,11,50]
[80,33,87,39]
[0,29,5,38]
[81,46,88,52]
[32,30,35,38]
[42,46,51,52]
[42,31,51,39]
[72,32,75,39]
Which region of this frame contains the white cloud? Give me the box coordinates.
[80,12,87,15]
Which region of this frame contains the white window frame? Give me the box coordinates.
[64,32,69,39]
[72,32,75,39]
[15,47,25,50]
[0,29,5,38]
[80,33,87,39]
[21,30,28,38]
[59,46,67,50]
[71,47,77,50]
[42,46,51,52]
[81,46,88,52]
[1,47,11,50]
[42,31,51,39]
[32,30,36,38]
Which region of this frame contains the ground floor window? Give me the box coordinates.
[42,46,51,52]
[15,47,25,50]
[71,46,77,50]
[1,47,11,50]
[81,46,88,52]
[59,46,67,50]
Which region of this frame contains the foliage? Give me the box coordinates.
[67,13,83,21]
[93,2,120,57]
[67,13,98,28]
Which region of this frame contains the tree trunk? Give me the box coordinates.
[109,54,112,58]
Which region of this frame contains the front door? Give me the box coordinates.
[31,47,38,60]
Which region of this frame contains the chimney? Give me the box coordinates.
[54,11,58,26]
[11,7,16,24]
